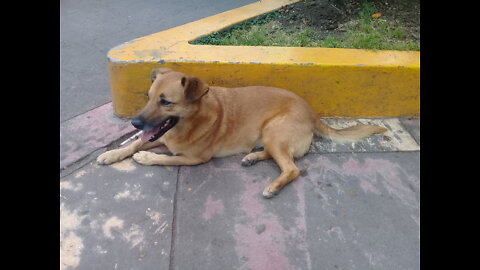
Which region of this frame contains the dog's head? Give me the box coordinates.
[132,68,209,142]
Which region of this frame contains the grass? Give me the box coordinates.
[191,11,319,47]
[190,1,420,51]
[193,20,323,47]
[333,2,420,51]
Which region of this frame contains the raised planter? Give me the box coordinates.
[107,0,419,118]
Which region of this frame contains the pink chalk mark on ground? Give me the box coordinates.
[302,155,418,217]
[359,178,381,195]
[202,195,225,221]
[234,175,294,270]
[342,157,419,208]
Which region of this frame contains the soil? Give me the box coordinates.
[276,0,420,41]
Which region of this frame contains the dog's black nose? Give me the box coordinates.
[131,117,145,130]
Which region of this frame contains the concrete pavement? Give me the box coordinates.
[60,114,419,270]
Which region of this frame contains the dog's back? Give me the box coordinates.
[200,86,316,157]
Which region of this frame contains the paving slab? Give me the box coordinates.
[399,117,420,145]
[60,102,136,170]
[173,151,419,270]
[309,118,420,153]
[60,116,419,270]
[60,116,419,172]
[60,158,178,270]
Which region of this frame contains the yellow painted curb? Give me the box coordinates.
[107,0,419,118]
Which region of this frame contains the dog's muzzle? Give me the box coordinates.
[131,115,179,142]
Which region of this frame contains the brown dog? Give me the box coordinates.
[97,68,387,198]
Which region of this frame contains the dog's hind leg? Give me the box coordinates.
[261,144,300,198]
[260,117,312,198]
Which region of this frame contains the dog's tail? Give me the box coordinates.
[314,117,388,142]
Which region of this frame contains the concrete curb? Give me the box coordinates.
[107,0,419,118]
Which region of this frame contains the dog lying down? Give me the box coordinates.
[97,68,387,198]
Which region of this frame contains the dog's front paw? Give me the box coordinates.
[97,149,125,165]
[132,151,159,166]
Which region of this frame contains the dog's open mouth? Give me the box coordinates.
[140,116,179,142]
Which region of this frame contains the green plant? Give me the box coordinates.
[190,1,419,51]
[358,1,376,23]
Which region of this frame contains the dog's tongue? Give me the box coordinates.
[140,127,161,142]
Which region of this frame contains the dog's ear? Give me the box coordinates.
[183,76,209,103]
[150,68,172,82]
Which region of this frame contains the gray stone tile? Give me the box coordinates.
[60,103,136,169]
[60,158,178,270]
[300,152,419,270]
[400,117,420,145]
[173,152,419,270]
[310,118,420,153]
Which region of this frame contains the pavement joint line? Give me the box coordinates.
[60,151,98,179]
[60,148,107,178]
[60,129,139,177]
[168,165,181,270]
[306,150,420,155]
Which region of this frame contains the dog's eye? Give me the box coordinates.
[159,98,172,106]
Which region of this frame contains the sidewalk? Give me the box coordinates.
[60,106,419,270]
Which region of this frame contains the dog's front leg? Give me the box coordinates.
[97,138,163,165]
[132,151,207,166]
